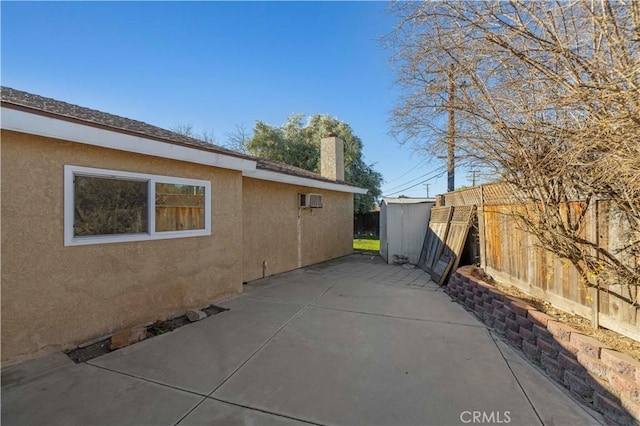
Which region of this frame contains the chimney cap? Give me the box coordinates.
[324,132,338,138]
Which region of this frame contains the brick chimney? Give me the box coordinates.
[320,132,344,181]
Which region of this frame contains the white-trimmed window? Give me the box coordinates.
[64,165,211,246]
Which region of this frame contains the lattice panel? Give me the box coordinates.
[444,187,482,206]
[430,206,453,223]
[482,183,509,205]
[451,205,476,222]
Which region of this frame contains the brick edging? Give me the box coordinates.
[447,266,640,426]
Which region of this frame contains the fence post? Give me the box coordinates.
[590,200,600,329]
[478,185,488,269]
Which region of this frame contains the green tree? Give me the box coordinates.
[245,114,382,214]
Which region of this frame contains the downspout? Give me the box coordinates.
[297,208,302,268]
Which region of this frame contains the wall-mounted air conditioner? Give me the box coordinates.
[299,193,323,208]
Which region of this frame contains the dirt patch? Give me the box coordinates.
[470,268,640,362]
[66,339,111,364]
[66,304,229,363]
[146,316,191,337]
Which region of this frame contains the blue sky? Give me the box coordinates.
[1,1,467,198]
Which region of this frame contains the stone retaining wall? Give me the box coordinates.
[448,266,640,426]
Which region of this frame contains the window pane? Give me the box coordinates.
[155,183,205,232]
[74,176,148,236]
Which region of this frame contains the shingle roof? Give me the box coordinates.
[0,86,249,159]
[256,159,349,184]
[0,87,356,187]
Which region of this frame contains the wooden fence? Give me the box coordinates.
[354,211,380,236]
[155,193,205,232]
[440,185,639,341]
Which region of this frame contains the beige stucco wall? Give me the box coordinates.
[242,178,353,282]
[1,130,243,366]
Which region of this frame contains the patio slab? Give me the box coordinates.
[243,268,337,305]
[90,297,303,395]
[1,255,602,426]
[1,353,200,426]
[179,398,311,426]
[492,337,602,425]
[213,306,540,426]
[313,277,480,326]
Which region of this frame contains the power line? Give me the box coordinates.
[384,158,428,185]
[382,168,446,197]
[383,165,446,193]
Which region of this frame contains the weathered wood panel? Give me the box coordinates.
[603,202,639,332]
[483,205,503,272]
[440,205,476,276]
[418,206,452,273]
[155,191,205,232]
[156,207,205,232]
[599,200,611,317]
[432,255,455,286]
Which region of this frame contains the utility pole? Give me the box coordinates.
[447,63,456,192]
[468,169,479,186]
[425,183,431,198]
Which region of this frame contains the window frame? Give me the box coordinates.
[64,165,211,246]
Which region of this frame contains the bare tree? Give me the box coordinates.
[387,1,640,306]
[170,123,195,138]
[171,123,217,145]
[224,123,251,154]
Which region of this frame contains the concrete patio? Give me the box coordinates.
[2,254,603,425]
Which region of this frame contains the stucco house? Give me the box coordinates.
[0,87,367,366]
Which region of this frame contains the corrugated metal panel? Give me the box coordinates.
[379,202,388,262]
[383,197,435,205]
[401,202,433,265]
[380,200,434,265]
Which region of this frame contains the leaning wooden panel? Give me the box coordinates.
[440,205,476,282]
[417,206,452,273]
[431,255,455,286]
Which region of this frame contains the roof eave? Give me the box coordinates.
[1,105,257,172]
[1,100,368,194]
[244,169,368,194]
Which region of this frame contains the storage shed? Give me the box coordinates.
[380,197,435,265]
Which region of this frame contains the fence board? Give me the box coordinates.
[156,207,205,232]
[440,185,639,342]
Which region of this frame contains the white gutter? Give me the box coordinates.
[2,106,369,194]
[244,169,368,194]
[1,107,256,172]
